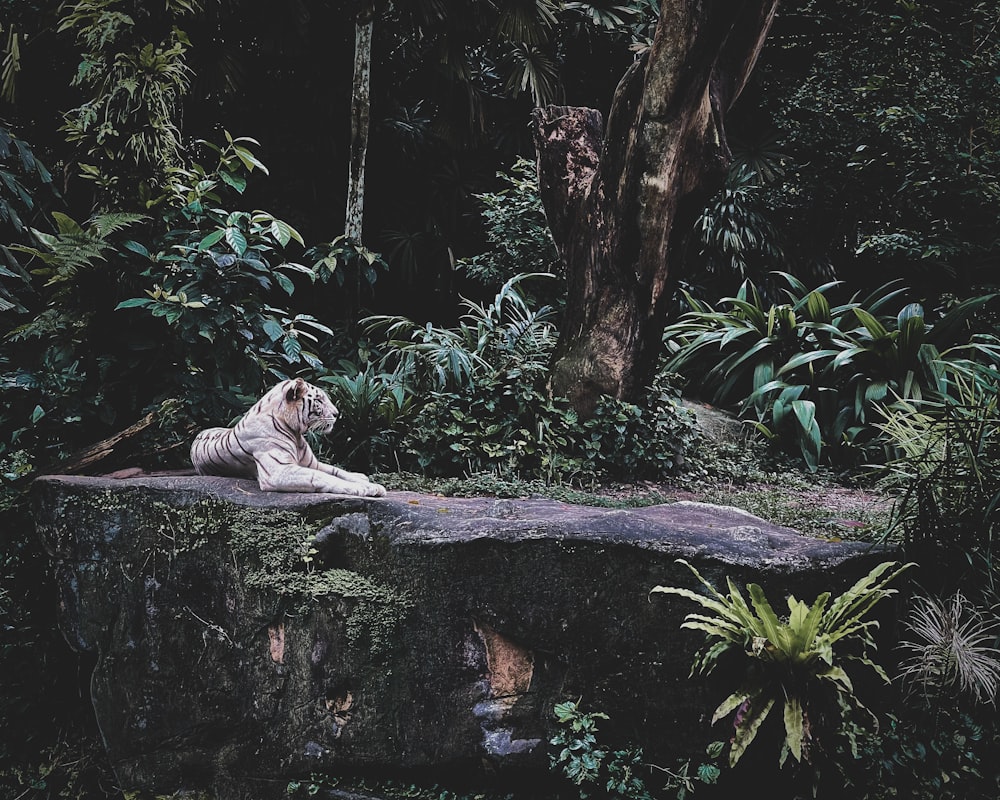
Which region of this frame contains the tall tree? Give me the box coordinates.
[342,0,375,321]
[346,0,374,244]
[533,0,779,414]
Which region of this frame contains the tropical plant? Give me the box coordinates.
[112,134,335,423]
[316,368,414,470]
[838,590,1000,800]
[651,559,910,768]
[549,700,719,800]
[897,592,1000,706]
[359,275,697,482]
[12,210,144,296]
[458,157,562,297]
[58,0,197,208]
[368,273,559,394]
[664,273,997,468]
[876,360,1000,579]
[689,160,785,296]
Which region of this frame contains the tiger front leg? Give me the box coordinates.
[258,461,387,496]
[315,461,387,493]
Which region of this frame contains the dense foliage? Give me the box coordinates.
[700,0,1000,301]
[318,275,699,484]
[876,360,1000,584]
[2,0,1000,798]
[663,273,999,469]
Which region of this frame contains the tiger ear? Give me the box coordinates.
[285,378,307,404]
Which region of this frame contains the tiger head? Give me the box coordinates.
[278,377,340,435]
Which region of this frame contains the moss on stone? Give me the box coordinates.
[148,496,411,656]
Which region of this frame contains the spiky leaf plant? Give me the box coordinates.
[876,360,1000,571]
[651,559,911,767]
[898,592,1000,706]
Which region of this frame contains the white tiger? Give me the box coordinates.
[190,377,387,497]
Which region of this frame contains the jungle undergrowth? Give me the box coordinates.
[374,429,893,542]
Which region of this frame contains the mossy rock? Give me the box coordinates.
[34,474,897,800]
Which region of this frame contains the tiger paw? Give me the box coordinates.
[364,482,387,498]
[342,469,372,484]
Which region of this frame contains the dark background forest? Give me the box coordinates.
[3,1,1000,798]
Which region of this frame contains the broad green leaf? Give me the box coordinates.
[744,378,789,408]
[261,318,284,342]
[282,335,302,360]
[898,314,925,362]
[791,399,817,437]
[783,697,804,762]
[122,240,150,258]
[225,227,247,255]
[712,690,751,725]
[198,229,226,250]
[777,349,838,376]
[270,218,292,246]
[219,170,247,193]
[753,360,774,391]
[51,211,84,235]
[804,289,834,323]
[115,297,153,310]
[816,665,853,693]
[774,270,808,296]
[853,307,889,339]
[724,577,762,631]
[897,302,924,328]
[233,145,269,174]
[747,584,784,650]
[730,696,775,766]
[794,592,831,653]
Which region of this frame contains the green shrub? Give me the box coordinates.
[839,591,1000,799]
[361,275,699,483]
[458,156,563,300]
[549,700,719,800]
[663,273,997,469]
[845,705,999,800]
[112,134,333,422]
[317,368,415,470]
[876,361,1000,580]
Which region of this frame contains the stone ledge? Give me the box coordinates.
[33,474,894,799]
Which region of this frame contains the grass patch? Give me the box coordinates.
[374,434,894,542]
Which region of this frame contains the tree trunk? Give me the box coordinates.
[533,0,779,415]
[344,0,374,320]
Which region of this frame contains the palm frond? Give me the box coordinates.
[503,43,560,106]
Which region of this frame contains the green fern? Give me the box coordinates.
[651,559,911,767]
[11,211,143,289]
